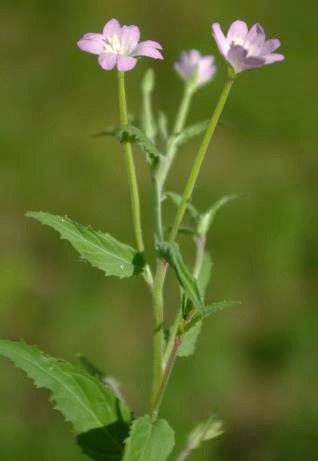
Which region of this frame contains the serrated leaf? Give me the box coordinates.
[123,415,175,461]
[79,356,126,402]
[168,120,209,150]
[158,242,204,315]
[96,124,162,162]
[164,192,200,221]
[198,194,239,236]
[26,212,144,278]
[0,340,131,433]
[177,321,202,357]
[77,422,130,461]
[197,251,214,299]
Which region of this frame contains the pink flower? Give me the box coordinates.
[212,20,284,74]
[77,18,164,72]
[175,50,217,88]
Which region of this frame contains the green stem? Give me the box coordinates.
[173,84,194,135]
[168,77,235,243]
[150,259,167,418]
[117,71,153,287]
[150,76,235,419]
[156,84,194,192]
[151,334,182,420]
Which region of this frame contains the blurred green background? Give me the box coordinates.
[1,0,317,460]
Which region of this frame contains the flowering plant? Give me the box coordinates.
[0,17,284,461]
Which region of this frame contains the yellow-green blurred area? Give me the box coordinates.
[1,0,317,460]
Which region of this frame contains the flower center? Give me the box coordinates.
[104,34,121,54]
[232,37,245,47]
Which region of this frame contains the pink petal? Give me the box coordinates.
[138,40,163,50]
[264,53,285,64]
[120,25,140,53]
[117,55,137,72]
[133,41,164,59]
[103,18,121,38]
[211,23,229,56]
[227,20,248,44]
[244,23,265,56]
[261,39,281,55]
[98,53,117,70]
[77,33,105,55]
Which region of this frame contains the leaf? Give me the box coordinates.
[185,301,238,330]
[198,194,239,236]
[79,356,126,402]
[158,242,204,315]
[96,124,162,162]
[197,251,214,299]
[177,321,202,357]
[79,355,105,382]
[164,192,200,221]
[176,415,224,460]
[77,422,130,461]
[168,120,209,150]
[0,340,131,433]
[26,212,144,278]
[123,415,175,461]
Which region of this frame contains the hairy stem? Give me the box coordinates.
[151,334,182,420]
[168,77,235,242]
[117,71,153,287]
[150,76,235,419]
[156,84,194,192]
[150,259,167,418]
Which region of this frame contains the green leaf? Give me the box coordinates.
[77,422,130,461]
[198,194,239,236]
[158,242,204,315]
[26,212,144,278]
[0,340,131,433]
[79,356,126,403]
[168,120,209,150]
[177,415,224,459]
[164,192,200,221]
[197,251,214,299]
[96,124,162,162]
[178,321,202,357]
[123,415,175,461]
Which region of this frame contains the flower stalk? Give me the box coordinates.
[150,72,236,419]
[117,71,153,287]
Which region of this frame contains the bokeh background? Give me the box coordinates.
[1,1,317,460]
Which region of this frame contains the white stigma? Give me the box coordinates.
[104,34,122,54]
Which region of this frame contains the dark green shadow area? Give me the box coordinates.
[77,420,130,461]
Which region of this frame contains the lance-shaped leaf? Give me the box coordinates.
[197,251,214,299]
[168,120,209,151]
[158,242,204,314]
[198,194,239,236]
[176,415,224,461]
[185,300,239,331]
[0,340,131,433]
[96,124,162,162]
[123,415,175,461]
[164,192,200,222]
[177,321,202,357]
[26,212,144,278]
